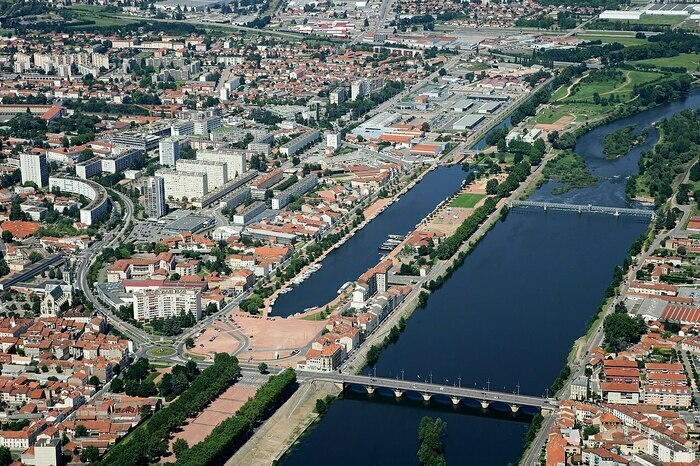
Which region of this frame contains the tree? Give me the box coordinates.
[172,438,189,459]
[604,313,646,352]
[485,178,499,195]
[28,252,43,263]
[1,231,12,243]
[185,337,195,349]
[89,375,101,387]
[110,378,124,393]
[80,445,100,463]
[75,424,89,437]
[0,446,10,466]
[258,362,268,374]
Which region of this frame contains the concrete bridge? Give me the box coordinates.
[307,374,558,412]
[508,200,654,219]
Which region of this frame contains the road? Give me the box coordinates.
[75,189,152,348]
[304,373,559,409]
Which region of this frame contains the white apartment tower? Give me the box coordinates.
[142,176,166,218]
[159,137,180,167]
[20,152,49,187]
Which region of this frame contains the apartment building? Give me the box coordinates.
[156,169,208,201]
[20,152,48,187]
[176,159,228,190]
[133,288,202,322]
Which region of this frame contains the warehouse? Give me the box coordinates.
[453,114,485,131]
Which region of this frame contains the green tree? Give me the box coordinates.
[80,445,100,463]
[185,337,195,349]
[173,438,189,458]
[1,231,12,243]
[0,446,10,466]
[258,362,268,374]
[110,378,124,393]
[75,424,89,437]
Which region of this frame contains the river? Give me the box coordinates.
[272,165,469,317]
[279,91,700,465]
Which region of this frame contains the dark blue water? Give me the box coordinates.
[272,165,468,317]
[280,91,700,466]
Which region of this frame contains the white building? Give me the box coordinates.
[159,137,180,167]
[20,152,48,187]
[326,132,341,149]
[48,176,110,225]
[157,169,208,202]
[196,149,247,178]
[599,10,644,20]
[176,159,228,190]
[142,176,166,218]
[133,288,202,322]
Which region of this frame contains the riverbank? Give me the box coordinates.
[224,380,341,466]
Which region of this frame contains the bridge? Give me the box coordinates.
[508,200,654,219]
[306,373,558,412]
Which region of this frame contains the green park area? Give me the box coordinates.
[564,69,661,103]
[633,53,700,70]
[450,193,485,208]
[633,15,686,26]
[68,5,137,28]
[576,33,648,47]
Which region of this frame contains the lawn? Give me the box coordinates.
[68,5,136,28]
[450,193,485,208]
[564,69,663,103]
[535,108,574,124]
[185,353,207,361]
[576,33,648,47]
[633,53,700,71]
[146,347,177,358]
[633,15,686,26]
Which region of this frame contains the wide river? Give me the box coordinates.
[279,91,700,465]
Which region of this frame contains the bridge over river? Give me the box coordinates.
[304,373,559,412]
[508,200,654,219]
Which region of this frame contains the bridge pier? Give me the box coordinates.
[394,389,403,398]
[422,393,431,402]
[480,400,490,409]
[510,404,519,413]
[366,386,375,395]
[451,397,460,406]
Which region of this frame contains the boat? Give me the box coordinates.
[337,282,352,294]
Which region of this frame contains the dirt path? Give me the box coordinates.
[557,74,586,102]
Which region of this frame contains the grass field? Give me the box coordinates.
[632,15,686,26]
[576,33,648,47]
[633,53,700,70]
[535,108,574,124]
[450,193,485,208]
[564,69,662,103]
[146,347,177,358]
[68,5,136,28]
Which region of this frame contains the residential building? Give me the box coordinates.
[133,289,202,322]
[141,176,166,218]
[156,169,208,202]
[20,152,48,187]
[176,159,228,190]
[159,137,180,167]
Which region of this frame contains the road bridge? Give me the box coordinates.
[509,200,654,219]
[306,374,558,412]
